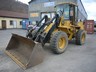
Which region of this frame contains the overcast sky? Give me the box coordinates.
[82,0,96,20]
[19,0,96,21]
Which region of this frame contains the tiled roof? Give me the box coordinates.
[0,10,28,18]
[0,0,28,13]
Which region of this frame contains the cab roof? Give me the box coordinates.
[56,2,77,6]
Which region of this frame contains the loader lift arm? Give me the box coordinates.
[26,15,48,38]
[33,14,60,46]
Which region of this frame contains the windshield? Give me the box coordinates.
[55,4,69,19]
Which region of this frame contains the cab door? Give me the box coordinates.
[69,5,76,25]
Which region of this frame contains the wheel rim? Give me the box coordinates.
[58,37,66,49]
[81,33,85,43]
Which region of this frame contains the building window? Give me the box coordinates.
[10,20,13,25]
[20,21,22,25]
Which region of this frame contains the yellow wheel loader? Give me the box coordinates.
[5,2,86,69]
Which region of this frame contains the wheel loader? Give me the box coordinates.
[5,2,86,69]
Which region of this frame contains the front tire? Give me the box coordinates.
[50,31,68,54]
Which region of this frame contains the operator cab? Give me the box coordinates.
[55,3,78,25]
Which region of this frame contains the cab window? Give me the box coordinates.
[55,4,70,19]
[64,4,70,19]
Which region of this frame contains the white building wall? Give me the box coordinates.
[0,17,23,29]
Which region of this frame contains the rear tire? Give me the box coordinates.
[50,31,68,54]
[76,30,86,45]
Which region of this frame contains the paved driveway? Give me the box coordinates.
[0,29,96,72]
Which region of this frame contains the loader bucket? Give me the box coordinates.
[5,34,44,69]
